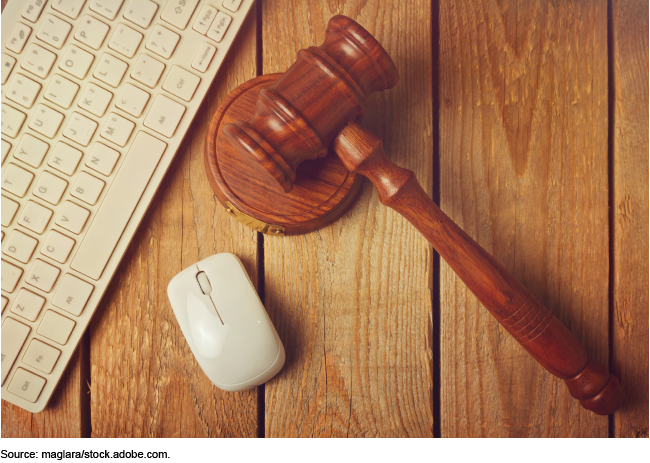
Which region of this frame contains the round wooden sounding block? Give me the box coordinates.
[205,74,364,236]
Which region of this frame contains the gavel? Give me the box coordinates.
[217,15,623,414]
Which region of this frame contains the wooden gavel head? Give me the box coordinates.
[223,15,399,193]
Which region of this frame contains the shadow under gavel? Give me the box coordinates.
[221,15,623,415]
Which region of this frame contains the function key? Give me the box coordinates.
[93,53,128,88]
[222,0,244,13]
[52,0,87,20]
[6,22,32,54]
[43,74,80,109]
[193,5,217,35]
[29,104,65,139]
[75,15,110,50]
[7,368,46,403]
[1,104,27,139]
[1,318,31,383]
[22,0,48,23]
[23,339,62,374]
[108,23,143,58]
[89,0,125,21]
[2,53,17,85]
[161,0,200,30]
[55,201,90,234]
[36,14,72,50]
[146,25,180,59]
[14,133,50,168]
[37,310,76,345]
[123,0,159,29]
[26,259,61,292]
[21,44,57,79]
[207,11,232,43]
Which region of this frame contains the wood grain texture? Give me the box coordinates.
[439,0,609,437]
[88,10,260,437]
[262,1,434,437]
[612,0,649,439]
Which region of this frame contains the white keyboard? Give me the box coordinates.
[1,0,253,413]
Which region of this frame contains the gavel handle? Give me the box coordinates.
[333,122,623,415]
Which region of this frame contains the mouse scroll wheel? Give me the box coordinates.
[196,271,213,295]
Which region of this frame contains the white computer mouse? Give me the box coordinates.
[167,253,285,391]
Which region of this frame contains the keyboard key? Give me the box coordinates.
[71,171,105,205]
[1,104,27,138]
[143,94,185,138]
[93,53,129,88]
[1,196,20,226]
[192,42,216,73]
[6,22,32,54]
[23,339,61,374]
[48,142,83,176]
[41,230,75,263]
[146,25,180,59]
[161,0,199,30]
[14,133,50,168]
[52,0,87,20]
[62,112,98,146]
[100,112,135,146]
[22,0,48,22]
[207,11,232,43]
[10,288,45,322]
[21,43,57,79]
[53,274,94,316]
[124,0,158,29]
[5,73,42,109]
[162,65,200,102]
[26,259,60,292]
[18,200,53,234]
[2,163,35,197]
[56,201,90,234]
[37,14,72,50]
[37,310,75,345]
[1,260,24,292]
[33,171,68,205]
[2,53,17,84]
[71,132,166,279]
[29,104,65,139]
[222,0,244,13]
[1,296,7,313]
[3,229,38,263]
[7,368,46,403]
[86,142,120,175]
[89,0,124,20]
[193,5,218,35]
[59,45,94,79]
[108,23,143,58]
[78,83,113,117]
[1,318,31,384]
[75,15,110,50]
[130,54,165,88]
[44,74,80,109]
[1,140,11,163]
[116,83,150,118]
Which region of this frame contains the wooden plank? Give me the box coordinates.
[439,0,609,437]
[262,1,434,437]
[1,0,86,439]
[88,10,260,437]
[612,0,649,439]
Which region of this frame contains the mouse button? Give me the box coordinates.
[186,291,229,359]
[196,271,212,294]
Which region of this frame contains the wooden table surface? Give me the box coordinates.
[2,0,648,438]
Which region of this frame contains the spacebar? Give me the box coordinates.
[71,132,167,280]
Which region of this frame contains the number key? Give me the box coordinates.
[21,44,57,79]
[78,83,113,118]
[62,112,98,146]
[59,45,94,79]
[44,74,80,109]
[36,14,72,50]
[5,73,41,109]
[93,53,129,88]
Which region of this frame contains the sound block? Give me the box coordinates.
[205,74,364,235]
